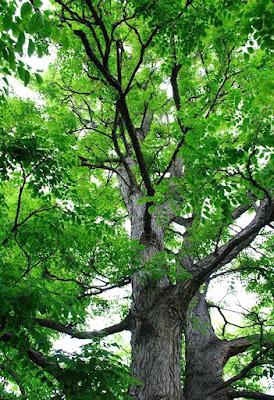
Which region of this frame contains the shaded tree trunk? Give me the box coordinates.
[127,209,185,400]
[130,294,183,400]
[184,291,230,400]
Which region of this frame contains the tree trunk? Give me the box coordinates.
[184,292,230,400]
[129,291,183,400]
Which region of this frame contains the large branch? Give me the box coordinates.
[28,348,63,378]
[209,347,272,396]
[231,203,251,220]
[157,64,188,185]
[170,63,182,110]
[226,334,274,359]
[172,216,193,227]
[35,313,131,339]
[117,97,154,198]
[196,197,274,281]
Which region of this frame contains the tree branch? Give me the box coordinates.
[231,203,252,220]
[136,105,153,140]
[35,313,131,339]
[170,63,182,110]
[0,333,63,380]
[124,26,158,95]
[74,29,121,91]
[196,197,274,281]
[172,216,193,227]
[157,63,188,184]
[117,97,155,198]
[226,334,274,359]
[209,347,272,395]
[230,391,274,400]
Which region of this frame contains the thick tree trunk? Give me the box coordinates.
[118,158,189,400]
[129,294,183,400]
[128,213,184,400]
[184,292,230,400]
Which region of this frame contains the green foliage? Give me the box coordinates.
[0,0,50,94]
[0,0,273,397]
[53,343,135,400]
[0,98,136,397]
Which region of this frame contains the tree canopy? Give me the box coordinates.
[0,0,273,399]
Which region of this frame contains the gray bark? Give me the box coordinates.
[120,166,184,399]
[184,292,230,400]
[130,296,183,400]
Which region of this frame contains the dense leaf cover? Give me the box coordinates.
[0,0,273,399]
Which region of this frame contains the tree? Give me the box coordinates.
[0,0,273,399]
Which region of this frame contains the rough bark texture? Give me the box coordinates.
[128,221,183,400]
[120,164,184,399]
[184,292,230,400]
[130,297,183,400]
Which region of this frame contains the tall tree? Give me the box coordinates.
[0,0,273,399]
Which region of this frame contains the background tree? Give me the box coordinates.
[0,0,273,399]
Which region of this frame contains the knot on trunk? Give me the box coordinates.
[140,230,162,250]
[135,318,158,344]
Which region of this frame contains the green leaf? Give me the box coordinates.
[35,73,43,84]
[60,30,70,50]
[40,23,52,38]
[20,2,33,20]
[27,39,35,57]
[15,32,25,54]
[17,65,25,81]
[24,69,30,86]
[7,49,16,68]
[3,15,13,31]
[28,12,44,34]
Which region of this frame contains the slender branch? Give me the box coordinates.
[205,47,235,118]
[157,63,188,184]
[74,29,121,91]
[0,366,27,399]
[208,304,255,336]
[157,127,189,185]
[86,0,113,66]
[35,313,131,339]
[173,216,193,227]
[12,163,27,233]
[79,278,131,298]
[170,63,182,110]
[230,391,274,400]
[117,97,155,198]
[124,26,159,95]
[15,205,57,230]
